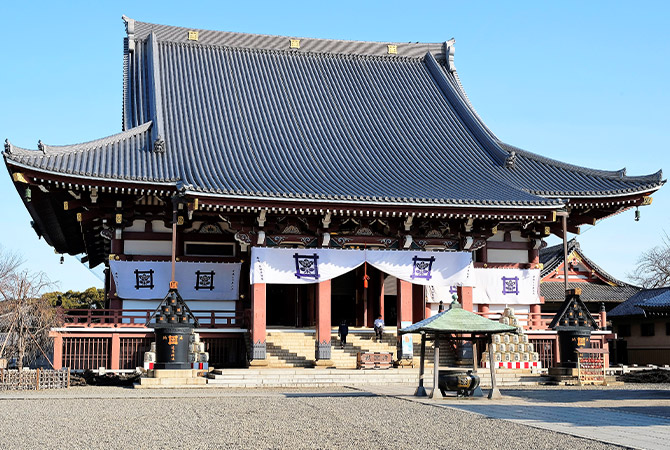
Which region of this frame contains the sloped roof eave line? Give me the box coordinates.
[187,188,565,210]
[539,184,663,200]
[5,159,178,188]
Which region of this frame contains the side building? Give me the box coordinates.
[3,17,664,371]
[539,239,641,317]
[609,288,670,366]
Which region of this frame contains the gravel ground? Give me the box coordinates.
[0,386,626,449]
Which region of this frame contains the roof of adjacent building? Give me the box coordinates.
[3,18,664,208]
[539,239,640,303]
[634,289,670,311]
[609,287,670,317]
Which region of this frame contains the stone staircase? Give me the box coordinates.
[260,329,456,369]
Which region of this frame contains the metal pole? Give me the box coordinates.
[488,335,501,399]
[415,332,427,396]
[562,212,569,293]
[430,334,440,399]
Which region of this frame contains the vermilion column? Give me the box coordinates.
[457,286,474,312]
[110,333,120,371]
[378,273,385,321]
[479,304,490,316]
[397,279,414,359]
[51,333,63,370]
[315,280,332,361]
[530,304,542,329]
[251,283,267,360]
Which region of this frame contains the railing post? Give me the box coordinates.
[52,333,63,370]
[211,311,216,327]
[110,333,120,371]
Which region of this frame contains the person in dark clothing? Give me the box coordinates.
[338,320,349,348]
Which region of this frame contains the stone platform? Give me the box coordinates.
[134,369,208,388]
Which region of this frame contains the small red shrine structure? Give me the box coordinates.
[3,17,664,371]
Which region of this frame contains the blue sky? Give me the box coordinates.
[1,1,668,291]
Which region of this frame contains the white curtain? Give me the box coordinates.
[110,261,241,300]
[250,247,365,285]
[425,268,541,306]
[250,247,474,286]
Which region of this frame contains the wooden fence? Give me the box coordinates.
[0,369,70,390]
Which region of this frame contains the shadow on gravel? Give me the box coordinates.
[283,392,377,398]
[451,404,670,427]
[499,388,670,403]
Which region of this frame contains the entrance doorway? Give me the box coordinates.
[266,284,314,327]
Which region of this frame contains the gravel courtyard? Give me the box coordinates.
[0,386,625,449]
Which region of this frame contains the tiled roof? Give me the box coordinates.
[541,281,639,303]
[540,239,631,286]
[609,287,670,317]
[635,289,670,311]
[3,18,664,207]
[400,301,517,334]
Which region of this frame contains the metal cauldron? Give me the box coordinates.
[438,369,480,397]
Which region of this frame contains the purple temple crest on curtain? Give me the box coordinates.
[449,286,458,294]
[294,253,320,279]
[194,270,216,290]
[134,269,154,290]
[501,276,519,295]
[410,256,435,281]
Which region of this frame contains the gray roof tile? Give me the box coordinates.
[609,287,670,317]
[3,19,664,206]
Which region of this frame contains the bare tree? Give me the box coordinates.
[629,232,670,288]
[0,247,60,370]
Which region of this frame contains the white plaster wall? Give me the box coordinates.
[124,240,172,256]
[487,249,529,263]
[124,220,146,232]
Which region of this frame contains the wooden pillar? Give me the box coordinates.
[415,332,427,397]
[52,333,63,370]
[250,283,267,362]
[530,304,542,329]
[397,279,414,360]
[430,334,440,399]
[457,286,474,312]
[599,303,607,330]
[479,304,490,316]
[110,333,120,371]
[488,335,501,399]
[315,279,332,363]
[378,273,385,321]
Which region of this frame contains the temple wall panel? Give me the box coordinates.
[124,219,147,232]
[124,240,172,255]
[487,249,529,263]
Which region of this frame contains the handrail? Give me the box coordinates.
[474,311,603,331]
[62,308,244,329]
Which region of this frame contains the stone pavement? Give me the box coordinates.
[361,383,670,450]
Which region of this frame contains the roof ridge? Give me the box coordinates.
[3,122,153,157]
[125,17,449,60]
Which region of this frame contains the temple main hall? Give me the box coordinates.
[3,17,664,371]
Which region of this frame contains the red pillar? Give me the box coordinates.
[51,333,63,370]
[397,279,414,360]
[315,280,332,362]
[457,286,474,312]
[110,333,120,371]
[378,273,385,321]
[251,283,267,361]
[480,304,490,316]
[530,304,542,329]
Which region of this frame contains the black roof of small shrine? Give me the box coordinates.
[3,18,664,208]
[609,287,670,318]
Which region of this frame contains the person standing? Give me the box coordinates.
[338,320,349,349]
[373,315,384,342]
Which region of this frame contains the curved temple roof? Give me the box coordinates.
[3,18,664,209]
